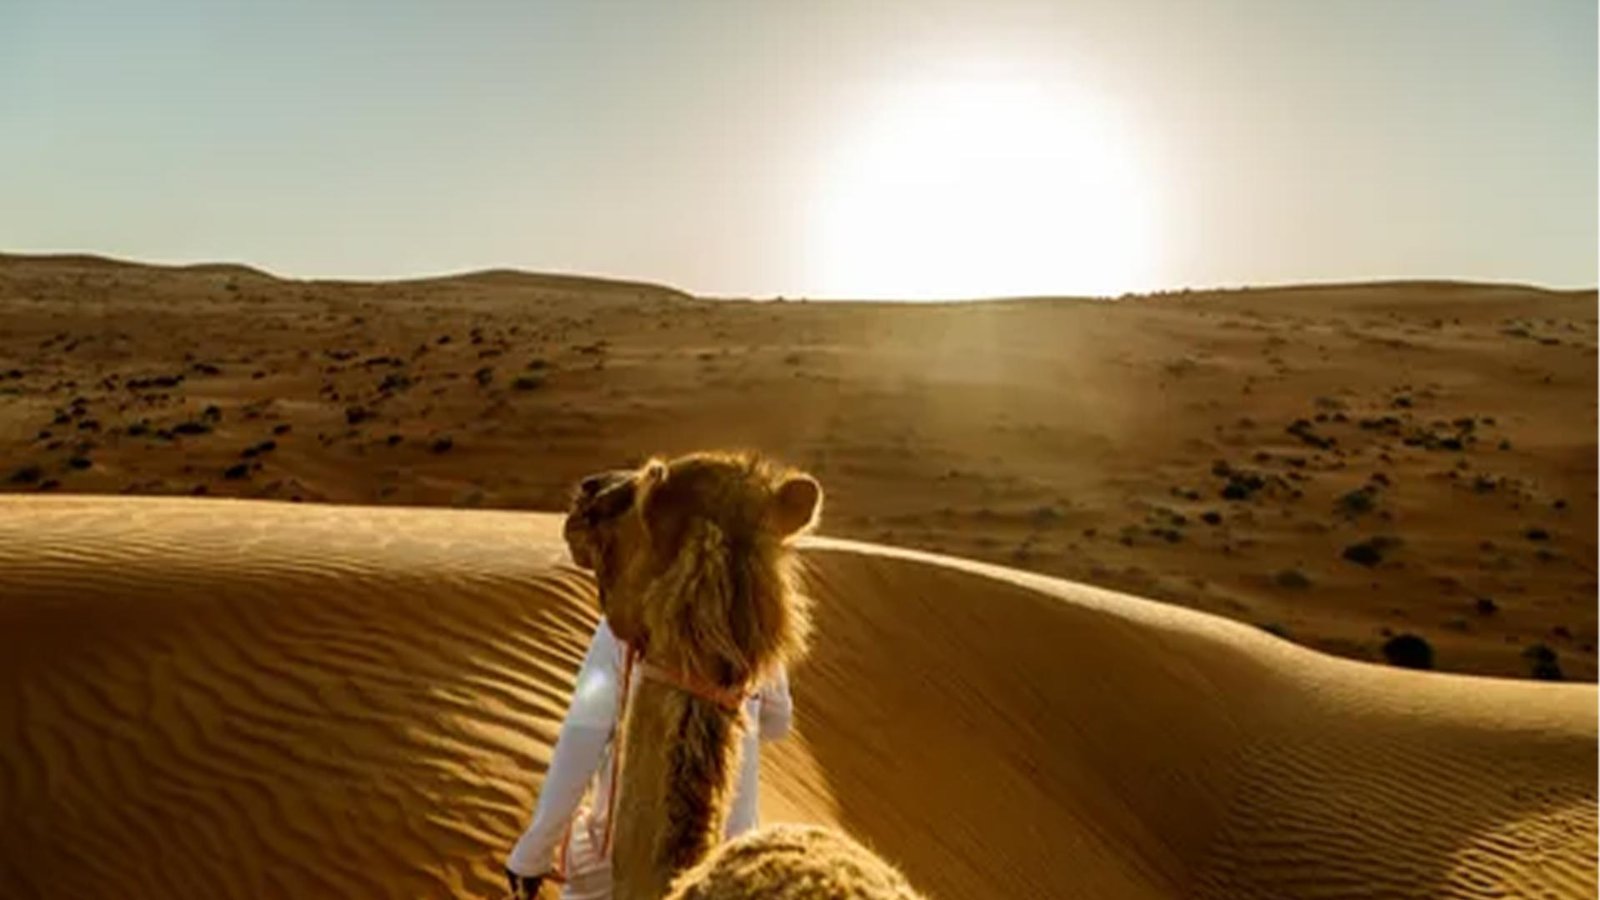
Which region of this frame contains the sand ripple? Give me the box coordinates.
[1,498,1593,898]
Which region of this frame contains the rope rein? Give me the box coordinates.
[557,641,753,880]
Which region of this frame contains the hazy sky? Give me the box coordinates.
[3,1,1595,298]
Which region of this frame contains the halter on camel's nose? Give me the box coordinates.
[564,468,638,572]
[569,469,641,530]
[578,469,632,500]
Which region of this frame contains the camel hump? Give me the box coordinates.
[664,823,926,900]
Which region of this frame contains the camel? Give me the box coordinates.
[561,451,927,900]
[562,451,820,900]
[663,824,924,900]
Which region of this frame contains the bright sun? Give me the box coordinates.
[812,78,1155,300]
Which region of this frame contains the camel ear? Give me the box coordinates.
[635,458,669,505]
[772,474,822,537]
[636,457,675,541]
[640,458,668,487]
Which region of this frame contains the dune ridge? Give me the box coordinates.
[0,496,1593,898]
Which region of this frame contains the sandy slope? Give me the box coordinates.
[1,496,1592,899]
[2,254,1594,682]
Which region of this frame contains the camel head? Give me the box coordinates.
[563,451,820,687]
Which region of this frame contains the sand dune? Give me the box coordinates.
[1,496,1592,898]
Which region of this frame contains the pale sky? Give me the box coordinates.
[3,1,1595,299]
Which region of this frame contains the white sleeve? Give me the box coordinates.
[756,667,793,742]
[505,620,622,876]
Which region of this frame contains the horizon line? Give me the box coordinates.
[2,248,1593,303]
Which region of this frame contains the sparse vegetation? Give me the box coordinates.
[1382,634,1434,670]
[1336,488,1377,517]
[9,464,43,484]
[1274,568,1312,589]
[1216,465,1268,501]
[1342,536,1399,567]
[0,258,1592,684]
[378,373,413,393]
[1030,505,1063,526]
[1523,643,1563,681]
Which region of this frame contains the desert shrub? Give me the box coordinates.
[1522,643,1563,681]
[1274,568,1312,589]
[9,464,43,484]
[1381,633,1434,670]
[1343,535,1400,567]
[1336,488,1376,516]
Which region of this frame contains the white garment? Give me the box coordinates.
[506,619,792,896]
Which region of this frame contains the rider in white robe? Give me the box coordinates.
[505,618,792,899]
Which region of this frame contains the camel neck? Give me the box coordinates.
[613,674,744,900]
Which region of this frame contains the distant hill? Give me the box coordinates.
[393,267,693,299]
[0,252,278,281]
[0,252,692,301]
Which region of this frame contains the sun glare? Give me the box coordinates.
[812,78,1155,300]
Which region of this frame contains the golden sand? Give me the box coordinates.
[1,496,1592,898]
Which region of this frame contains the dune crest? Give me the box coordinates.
[0,496,1593,898]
